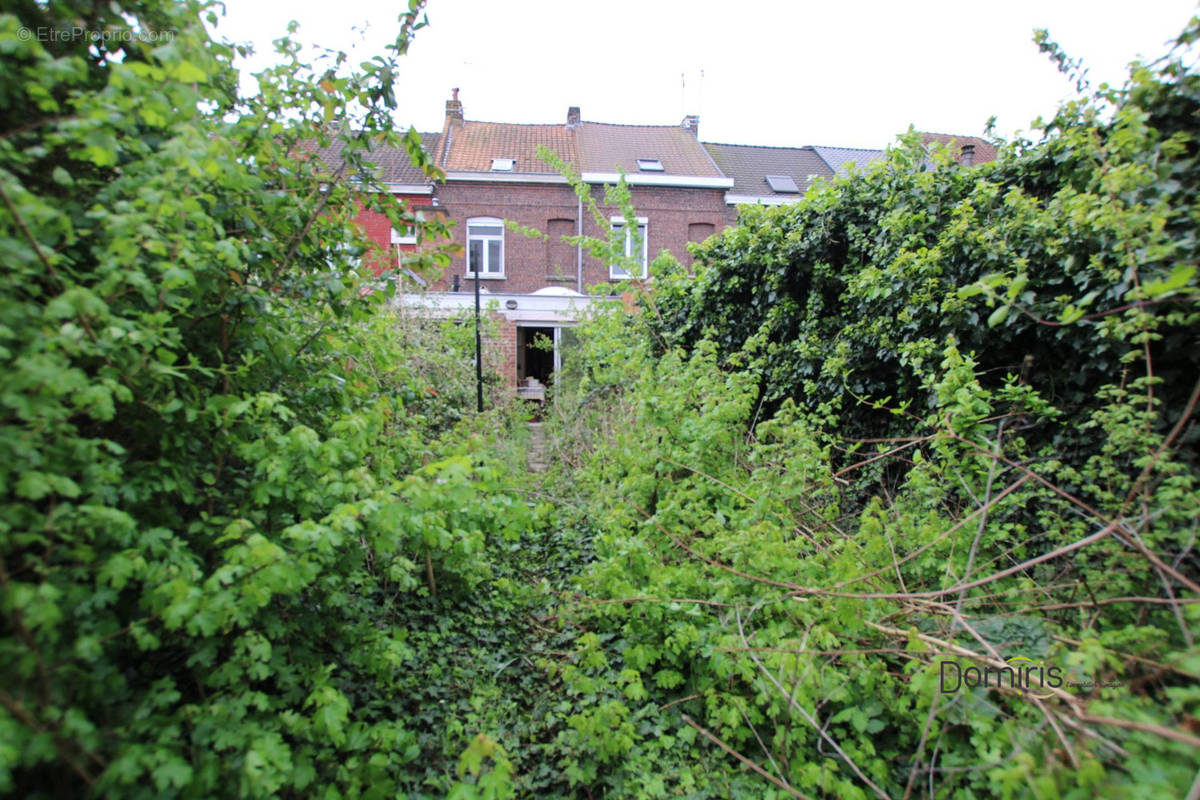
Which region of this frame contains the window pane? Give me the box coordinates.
[487,242,501,273]
[469,239,483,273]
[468,225,503,237]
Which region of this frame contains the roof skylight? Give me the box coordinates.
[491,158,515,172]
[636,158,664,172]
[765,174,800,193]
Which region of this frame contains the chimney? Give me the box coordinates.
[681,114,700,138]
[566,106,581,127]
[445,87,463,125]
[960,143,975,167]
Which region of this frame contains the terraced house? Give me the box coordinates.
[328,91,994,395]
[405,90,734,394]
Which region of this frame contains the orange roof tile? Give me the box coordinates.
[441,121,576,173]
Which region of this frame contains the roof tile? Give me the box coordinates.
[441,121,576,173]
[704,142,835,197]
[811,145,887,177]
[308,131,439,185]
[578,122,722,177]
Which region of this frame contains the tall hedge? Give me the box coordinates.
[654,27,1199,461]
[0,2,529,796]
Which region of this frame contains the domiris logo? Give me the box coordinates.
[938,656,1064,695]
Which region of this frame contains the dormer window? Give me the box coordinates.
[491,158,515,172]
[765,175,799,193]
[636,158,664,172]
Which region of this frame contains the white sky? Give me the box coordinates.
[211,0,1198,150]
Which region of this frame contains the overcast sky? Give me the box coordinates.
[212,0,1198,150]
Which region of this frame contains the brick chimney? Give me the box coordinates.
[566,106,581,127]
[960,143,975,167]
[445,87,463,125]
[681,114,700,138]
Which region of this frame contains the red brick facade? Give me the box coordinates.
[351,193,433,276]
[427,181,730,293]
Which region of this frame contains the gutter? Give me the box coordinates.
[581,172,733,189]
[724,193,803,206]
[380,183,434,194]
[443,171,570,184]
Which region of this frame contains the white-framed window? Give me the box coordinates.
[490,158,515,172]
[390,211,425,245]
[636,158,664,171]
[467,217,505,278]
[610,216,648,279]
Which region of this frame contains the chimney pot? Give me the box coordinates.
[566,106,581,127]
[445,88,463,124]
[960,143,975,167]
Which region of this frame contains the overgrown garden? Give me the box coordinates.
[1,0,1197,797]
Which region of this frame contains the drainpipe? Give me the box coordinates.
[474,269,483,413]
[576,192,583,292]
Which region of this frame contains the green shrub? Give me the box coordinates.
[0,2,538,797]
[542,20,1200,798]
[652,27,1200,475]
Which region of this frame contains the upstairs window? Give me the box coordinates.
[636,158,664,172]
[490,158,515,172]
[391,211,425,245]
[467,217,504,277]
[610,217,648,279]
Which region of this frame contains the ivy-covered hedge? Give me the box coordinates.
[652,31,1199,461]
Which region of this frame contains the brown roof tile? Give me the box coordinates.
[704,142,835,196]
[441,121,576,173]
[577,122,723,177]
[307,131,439,185]
[918,132,999,165]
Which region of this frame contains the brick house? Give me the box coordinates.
[309,133,441,277]
[418,90,732,393]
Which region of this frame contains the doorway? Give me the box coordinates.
[517,326,555,387]
[516,325,578,387]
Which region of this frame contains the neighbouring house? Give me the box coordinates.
[703,142,837,213]
[308,132,441,277]
[917,132,999,166]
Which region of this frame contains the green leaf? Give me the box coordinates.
[1141,264,1195,298]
